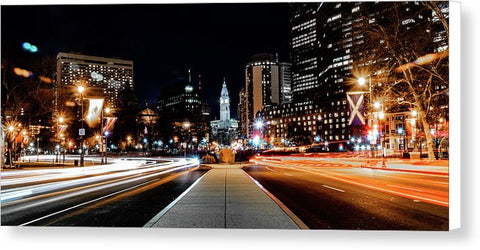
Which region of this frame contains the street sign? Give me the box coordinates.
[79,128,85,136]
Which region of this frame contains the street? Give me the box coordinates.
[1,157,206,226]
[246,155,449,230]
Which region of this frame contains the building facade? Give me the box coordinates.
[243,53,292,137]
[269,2,450,150]
[156,77,211,149]
[55,52,134,112]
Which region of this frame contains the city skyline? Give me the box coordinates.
[1,1,456,234]
[1,3,290,117]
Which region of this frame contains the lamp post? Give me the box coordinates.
[182,121,191,158]
[36,137,40,162]
[358,76,373,111]
[6,122,20,168]
[358,76,375,158]
[55,116,64,163]
[101,107,110,165]
[254,119,264,150]
[8,125,15,167]
[78,85,85,167]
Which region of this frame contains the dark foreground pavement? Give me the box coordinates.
[145,164,302,229]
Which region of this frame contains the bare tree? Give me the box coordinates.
[355,1,449,160]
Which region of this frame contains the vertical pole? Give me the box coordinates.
[37,137,39,162]
[101,109,104,165]
[369,76,374,158]
[80,94,84,167]
[56,120,59,163]
[13,132,16,168]
[105,136,108,164]
[403,117,407,154]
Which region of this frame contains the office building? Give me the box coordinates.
[156,76,211,147]
[243,53,292,137]
[56,52,134,112]
[277,2,449,148]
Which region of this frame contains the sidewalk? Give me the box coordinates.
[144,164,302,229]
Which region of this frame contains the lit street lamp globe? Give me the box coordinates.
[358,77,366,86]
[77,85,85,94]
[255,120,264,129]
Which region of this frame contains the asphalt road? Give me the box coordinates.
[1,158,207,227]
[244,156,449,230]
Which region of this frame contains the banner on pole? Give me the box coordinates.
[86,99,104,127]
[347,92,366,126]
[57,124,68,138]
[103,117,117,135]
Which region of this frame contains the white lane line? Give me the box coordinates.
[144,171,207,227]
[387,184,425,192]
[322,185,345,193]
[20,179,158,226]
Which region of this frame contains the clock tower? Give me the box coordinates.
[219,78,230,128]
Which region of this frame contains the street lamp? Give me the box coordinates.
[5,121,21,168]
[411,110,418,117]
[77,85,85,94]
[182,121,191,158]
[56,116,65,163]
[78,85,85,166]
[255,120,264,129]
[358,76,375,157]
[101,106,110,164]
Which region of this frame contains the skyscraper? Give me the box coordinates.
[237,88,247,139]
[243,53,291,137]
[279,62,293,104]
[285,1,449,148]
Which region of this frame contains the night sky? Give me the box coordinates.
[1,3,290,118]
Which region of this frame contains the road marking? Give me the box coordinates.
[269,166,449,207]
[387,184,425,192]
[322,185,345,193]
[20,179,158,226]
[144,171,207,227]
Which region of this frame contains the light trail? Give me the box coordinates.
[1,158,199,203]
[20,179,158,226]
[250,156,449,207]
[1,157,201,226]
